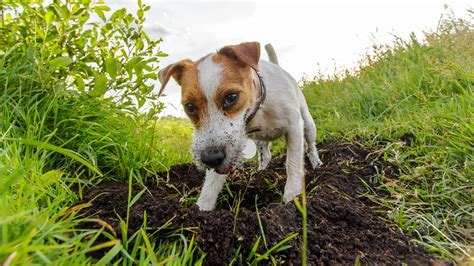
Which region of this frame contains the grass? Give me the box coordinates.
[1,7,472,266]
[302,12,473,259]
[0,40,195,264]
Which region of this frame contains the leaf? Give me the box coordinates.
[59,5,70,19]
[105,58,120,80]
[45,10,54,25]
[138,97,145,108]
[41,170,63,186]
[95,243,122,266]
[35,24,45,41]
[76,77,85,93]
[62,202,92,216]
[129,188,146,207]
[90,74,108,97]
[87,239,120,253]
[95,5,111,11]
[110,8,126,21]
[49,56,72,68]
[94,8,106,21]
[72,7,87,17]
[135,38,143,52]
[94,5,110,21]
[261,232,298,259]
[126,57,142,67]
[141,230,159,264]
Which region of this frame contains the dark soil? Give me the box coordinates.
[75,140,435,265]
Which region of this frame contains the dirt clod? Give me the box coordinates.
[77,140,434,265]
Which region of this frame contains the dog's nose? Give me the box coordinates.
[201,147,225,167]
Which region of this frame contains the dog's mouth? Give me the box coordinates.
[214,164,236,175]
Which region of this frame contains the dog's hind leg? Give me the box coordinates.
[196,170,227,211]
[257,140,271,170]
[301,107,323,168]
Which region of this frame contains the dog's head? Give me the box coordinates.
[158,42,261,174]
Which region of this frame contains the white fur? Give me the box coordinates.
[247,60,322,169]
[197,55,222,97]
[196,169,227,211]
[191,106,247,175]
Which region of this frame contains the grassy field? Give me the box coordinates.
[303,14,473,259]
[1,2,473,264]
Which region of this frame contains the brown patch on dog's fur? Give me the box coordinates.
[158,59,193,96]
[218,42,261,70]
[179,65,208,129]
[212,54,255,119]
[159,60,208,129]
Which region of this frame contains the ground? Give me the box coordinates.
[76,140,439,265]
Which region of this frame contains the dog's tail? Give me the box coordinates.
[264,43,279,65]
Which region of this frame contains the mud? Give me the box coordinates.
[76,140,434,265]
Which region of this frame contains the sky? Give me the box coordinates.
[109,0,472,117]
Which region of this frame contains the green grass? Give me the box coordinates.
[0,37,194,264]
[1,7,472,266]
[303,14,473,259]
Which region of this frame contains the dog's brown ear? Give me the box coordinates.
[158,59,193,96]
[218,42,261,70]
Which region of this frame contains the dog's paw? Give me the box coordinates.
[196,198,216,211]
[258,158,270,171]
[311,158,323,168]
[283,187,302,203]
[307,149,323,169]
[312,158,323,168]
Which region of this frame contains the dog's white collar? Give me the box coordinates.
[245,68,266,133]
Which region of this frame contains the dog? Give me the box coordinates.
[158,42,322,211]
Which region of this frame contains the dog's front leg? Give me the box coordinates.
[256,140,271,170]
[196,169,227,211]
[283,119,305,203]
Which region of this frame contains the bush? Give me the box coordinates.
[1,0,165,110]
[0,0,170,179]
[0,1,195,264]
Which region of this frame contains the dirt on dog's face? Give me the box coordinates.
[178,54,255,174]
[158,42,261,174]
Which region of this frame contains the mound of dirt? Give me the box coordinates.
[76,140,434,265]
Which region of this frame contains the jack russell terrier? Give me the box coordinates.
[158,42,322,211]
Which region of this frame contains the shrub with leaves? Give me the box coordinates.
[0,0,170,179]
[1,0,166,112]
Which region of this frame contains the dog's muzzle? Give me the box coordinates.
[200,147,226,168]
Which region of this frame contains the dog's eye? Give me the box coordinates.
[223,93,239,108]
[184,103,197,116]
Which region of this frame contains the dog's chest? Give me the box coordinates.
[248,127,285,141]
[245,106,289,141]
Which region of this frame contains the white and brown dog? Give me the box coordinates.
[158,42,322,211]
